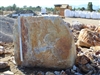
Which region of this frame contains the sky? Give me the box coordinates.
[0,0,99,8]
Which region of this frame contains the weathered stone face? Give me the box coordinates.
[13,16,76,69]
[77,28,100,47]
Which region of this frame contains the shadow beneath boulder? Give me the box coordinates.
[0,66,10,72]
[18,66,66,75]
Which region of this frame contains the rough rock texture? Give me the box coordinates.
[0,62,9,69]
[13,16,76,69]
[72,21,87,30]
[77,29,100,47]
[0,16,14,42]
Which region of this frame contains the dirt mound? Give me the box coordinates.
[0,16,15,42]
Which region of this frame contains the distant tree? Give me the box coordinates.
[28,6,33,10]
[80,7,85,11]
[6,6,12,11]
[36,6,41,8]
[36,6,41,11]
[73,7,76,11]
[87,2,93,12]
[12,4,17,10]
[77,7,81,10]
[23,5,27,10]
[46,7,54,12]
[98,9,100,12]
[15,7,20,11]
[1,6,5,11]
[0,7,1,10]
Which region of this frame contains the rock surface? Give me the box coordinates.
[77,28,100,47]
[0,62,9,69]
[45,72,55,75]
[0,16,14,42]
[3,71,14,75]
[13,16,76,69]
[72,21,87,30]
[0,46,4,54]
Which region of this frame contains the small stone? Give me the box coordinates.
[76,67,81,73]
[45,72,55,75]
[71,69,75,74]
[79,65,89,73]
[0,62,9,69]
[73,65,77,71]
[3,71,14,75]
[75,72,82,75]
[65,69,71,75]
[86,64,95,71]
[72,21,85,30]
[54,71,60,75]
[60,70,67,75]
[95,51,100,55]
[11,57,16,65]
[0,46,4,54]
[75,55,90,65]
[85,70,93,75]
[37,71,44,75]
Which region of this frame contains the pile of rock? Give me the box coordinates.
[69,21,100,74]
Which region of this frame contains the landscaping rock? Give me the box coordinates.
[14,16,76,69]
[77,29,100,47]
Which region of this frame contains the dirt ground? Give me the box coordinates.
[0,17,100,75]
[64,17,100,25]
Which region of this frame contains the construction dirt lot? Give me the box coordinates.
[64,17,99,25]
[0,17,100,75]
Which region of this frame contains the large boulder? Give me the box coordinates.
[13,16,76,69]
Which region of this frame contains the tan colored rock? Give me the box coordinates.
[75,55,90,65]
[60,70,67,75]
[13,16,76,69]
[94,26,100,33]
[3,71,14,75]
[45,72,55,75]
[77,29,100,47]
[0,46,4,54]
[37,71,44,75]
